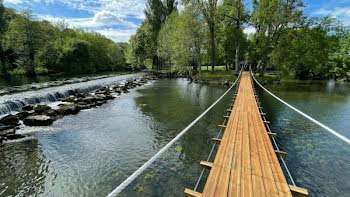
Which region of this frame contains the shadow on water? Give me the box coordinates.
[257,80,350,197]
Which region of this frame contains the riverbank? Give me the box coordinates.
[149,70,239,86]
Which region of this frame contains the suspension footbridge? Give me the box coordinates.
[107,68,349,197]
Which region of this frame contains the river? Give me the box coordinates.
[0,78,349,196]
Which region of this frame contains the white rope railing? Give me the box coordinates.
[251,71,350,145]
[106,70,243,197]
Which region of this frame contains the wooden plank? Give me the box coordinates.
[289,185,309,197]
[184,189,202,197]
[275,150,288,159]
[218,125,227,129]
[268,132,277,137]
[200,161,213,170]
[211,138,221,145]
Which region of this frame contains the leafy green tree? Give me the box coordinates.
[251,0,306,76]
[144,0,177,70]
[158,5,206,78]
[58,38,92,74]
[184,0,218,72]
[35,43,60,72]
[0,0,8,76]
[221,0,249,72]
[6,9,43,76]
[78,32,111,71]
[127,22,152,70]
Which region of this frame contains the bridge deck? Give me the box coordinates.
[186,72,293,197]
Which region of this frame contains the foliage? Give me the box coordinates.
[157,5,206,77]
[144,0,178,70]
[1,0,349,81]
[0,6,131,77]
[174,145,183,152]
[251,0,307,76]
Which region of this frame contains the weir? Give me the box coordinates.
[185,72,308,197]
[0,74,141,115]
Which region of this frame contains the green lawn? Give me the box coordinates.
[201,65,229,71]
[193,70,238,83]
[254,72,281,85]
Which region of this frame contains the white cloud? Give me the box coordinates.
[36,14,137,42]
[6,0,146,42]
[6,0,147,19]
[313,7,350,25]
[95,28,136,42]
[92,10,137,27]
[244,26,256,35]
[37,11,137,29]
[3,0,23,4]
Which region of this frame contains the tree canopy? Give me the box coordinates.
[0,2,130,77]
[0,0,349,81]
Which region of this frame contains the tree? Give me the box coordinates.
[158,5,206,78]
[221,0,248,72]
[184,0,218,72]
[251,0,306,76]
[58,38,92,74]
[0,0,7,76]
[144,0,177,70]
[6,9,42,76]
[127,22,151,70]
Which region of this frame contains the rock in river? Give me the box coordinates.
[22,105,34,111]
[0,115,19,126]
[17,111,31,120]
[0,128,15,136]
[34,105,51,113]
[6,134,25,140]
[63,96,76,103]
[23,115,55,126]
[58,104,80,115]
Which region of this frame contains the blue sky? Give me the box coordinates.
[3,0,350,42]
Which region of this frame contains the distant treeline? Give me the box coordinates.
[127,0,350,81]
[0,2,131,77]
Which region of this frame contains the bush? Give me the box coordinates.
[35,66,49,75]
[9,68,26,76]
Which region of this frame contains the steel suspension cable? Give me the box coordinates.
[250,71,350,145]
[106,70,243,197]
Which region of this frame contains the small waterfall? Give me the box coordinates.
[0,74,142,115]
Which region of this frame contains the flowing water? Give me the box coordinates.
[0,73,141,116]
[0,78,349,196]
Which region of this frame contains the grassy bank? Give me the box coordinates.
[192,70,281,85]
[193,70,238,84]
[254,72,281,85]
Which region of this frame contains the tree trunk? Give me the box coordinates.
[259,60,267,77]
[235,1,241,73]
[0,40,8,77]
[225,46,229,71]
[209,23,216,72]
[197,53,203,81]
[152,55,158,71]
[194,39,203,80]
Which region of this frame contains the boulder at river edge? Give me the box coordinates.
[58,104,80,115]
[0,115,19,126]
[23,115,55,126]
[22,105,34,111]
[34,105,51,113]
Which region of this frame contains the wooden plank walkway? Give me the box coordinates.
[185,72,308,197]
